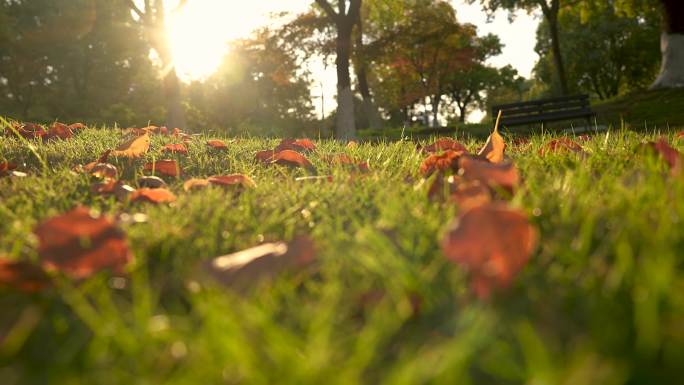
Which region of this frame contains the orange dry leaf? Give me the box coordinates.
[207,139,228,150]
[255,150,276,163]
[7,122,46,139]
[325,154,370,173]
[420,137,468,154]
[46,122,74,141]
[68,123,86,131]
[111,133,150,158]
[184,178,210,191]
[162,143,188,155]
[441,204,538,299]
[204,235,316,289]
[450,180,492,210]
[144,160,181,177]
[271,150,316,172]
[459,155,520,193]
[90,163,118,180]
[0,258,52,293]
[539,137,584,156]
[34,207,133,279]
[208,174,257,189]
[478,126,506,163]
[0,161,17,172]
[275,138,316,153]
[420,150,463,176]
[130,188,177,204]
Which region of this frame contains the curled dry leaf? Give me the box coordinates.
[450,179,493,210]
[647,138,682,171]
[275,138,316,153]
[459,155,520,193]
[68,123,86,131]
[420,137,468,154]
[204,235,316,289]
[255,150,276,163]
[138,176,167,189]
[90,163,118,180]
[8,122,46,139]
[91,180,135,202]
[539,137,584,156]
[130,188,177,204]
[441,204,538,299]
[420,150,464,176]
[45,122,74,141]
[271,150,316,173]
[207,139,228,150]
[1,161,18,177]
[184,178,210,191]
[162,143,188,155]
[34,207,133,279]
[83,150,112,173]
[478,127,506,163]
[111,132,150,158]
[144,160,182,177]
[0,258,52,293]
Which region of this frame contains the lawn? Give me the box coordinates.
[1,123,684,384]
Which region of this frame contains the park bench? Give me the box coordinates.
[492,94,595,128]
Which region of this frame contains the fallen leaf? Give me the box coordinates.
[138,176,167,189]
[450,179,493,210]
[420,150,464,176]
[255,150,276,163]
[130,188,177,204]
[208,174,257,189]
[539,137,584,156]
[347,141,359,149]
[184,178,210,191]
[144,160,182,177]
[45,122,74,141]
[207,139,228,150]
[35,207,133,279]
[324,154,370,173]
[275,138,316,153]
[647,138,682,171]
[295,175,334,183]
[162,143,188,155]
[90,163,118,180]
[675,131,684,140]
[204,235,315,289]
[441,204,538,299]
[0,161,17,177]
[111,133,150,158]
[83,150,112,173]
[7,122,46,139]
[271,150,316,172]
[458,155,520,193]
[0,258,52,293]
[420,138,468,154]
[478,119,506,163]
[68,123,87,131]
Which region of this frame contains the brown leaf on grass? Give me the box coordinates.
[208,174,257,189]
[271,150,316,172]
[207,139,228,150]
[0,258,52,293]
[91,181,135,202]
[255,150,276,163]
[478,127,506,163]
[162,143,188,155]
[184,178,211,191]
[450,179,493,210]
[539,137,584,156]
[143,160,182,177]
[45,122,74,141]
[35,207,133,279]
[111,133,150,158]
[68,123,86,131]
[7,122,46,139]
[130,188,177,204]
[420,150,464,176]
[647,138,682,171]
[0,161,17,175]
[347,141,359,149]
[275,138,316,153]
[90,163,118,180]
[458,155,520,193]
[204,235,316,289]
[324,154,370,173]
[419,137,468,154]
[83,150,112,173]
[441,204,538,299]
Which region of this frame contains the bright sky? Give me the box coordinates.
[165,0,541,122]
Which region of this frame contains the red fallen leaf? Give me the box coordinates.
[648,138,682,170]
[675,131,684,140]
[539,137,584,156]
[458,155,520,193]
[255,150,276,163]
[420,150,464,176]
[0,258,51,293]
[207,139,228,150]
[325,154,370,172]
[68,123,86,131]
[347,141,359,149]
[204,235,316,289]
[162,143,188,155]
[451,179,492,210]
[271,150,316,172]
[441,204,538,299]
[130,188,177,204]
[45,122,73,140]
[34,207,133,279]
[208,174,257,189]
[91,180,134,202]
[513,137,530,147]
[144,160,182,177]
[577,134,591,142]
[0,161,17,172]
[420,138,468,154]
[90,163,118,180]
[83,150,112,173]
[8,122,46,139]
[275,138,316,153]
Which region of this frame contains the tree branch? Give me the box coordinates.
[124,0,146,19]
[347,0,362,22]
[315,0,339,22]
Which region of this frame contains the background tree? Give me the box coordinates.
[469,0,571,96]
[124,0,188,130]
[314,0,361,140]
[652,0,684,88]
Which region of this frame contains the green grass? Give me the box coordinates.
[1,126,684,384]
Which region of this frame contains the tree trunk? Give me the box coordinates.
[651,0,684,89]
[163,67,187,130]
[431,94,441,128]
[458,104,466,124]
[354,13,382,130]
[547,12,569,95]
[336,22,356,140]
